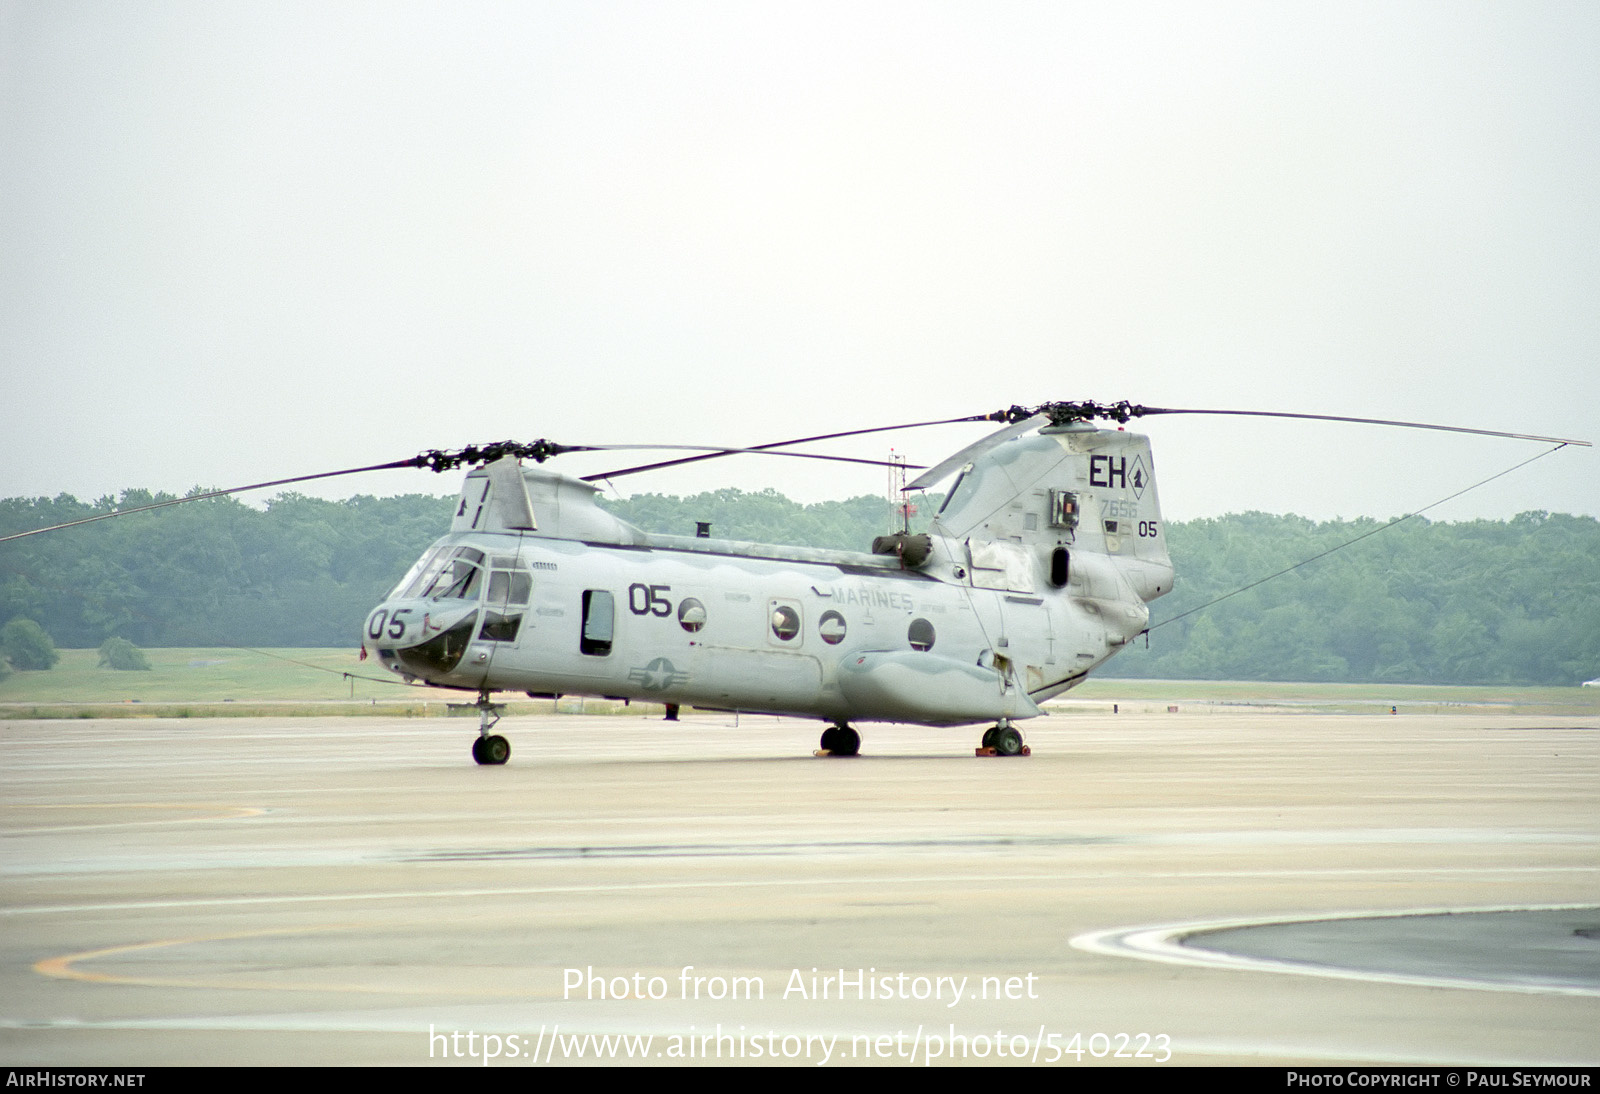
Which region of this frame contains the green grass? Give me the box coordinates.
[0,647,662,719]
[2,649,1596,719]
[0,647,396,704]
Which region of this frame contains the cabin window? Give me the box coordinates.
[677,597,706,633]
[580,590,614,655]
[818,610,847,645]
[908,618,936,652]
[771,604,801,642]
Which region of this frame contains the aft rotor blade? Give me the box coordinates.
[1135,407,1592,446]
[584,414,1006,481]
[1,443,924,542]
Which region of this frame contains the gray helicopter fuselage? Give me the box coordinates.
[362,423,1173,728]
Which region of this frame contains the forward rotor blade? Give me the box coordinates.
[0,458,425,543]
[1134,407,1591,446]
[580,446,925,477]
[2,438,594,542]
[1,443,925,543]
[584,414,1006,481]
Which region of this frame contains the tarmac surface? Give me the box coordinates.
[2,710,1597,1067]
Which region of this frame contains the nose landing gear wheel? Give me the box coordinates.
[473,734,510,765]
[464,690,510,765]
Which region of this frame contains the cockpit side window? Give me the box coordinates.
[487,569,532,607]
[480,568,533,643]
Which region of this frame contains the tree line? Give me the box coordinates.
[2,488,1595,685]
[1117,509,1598,686]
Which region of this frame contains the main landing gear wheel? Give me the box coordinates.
[819,724,861,756]
[473,734,510,765]
[979,722,1026,756]
[992,725,1024,756]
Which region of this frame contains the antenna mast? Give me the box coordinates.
[887,449,915,534]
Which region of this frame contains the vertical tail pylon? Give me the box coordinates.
[926,421,1174,646]
[930,422,1172,592]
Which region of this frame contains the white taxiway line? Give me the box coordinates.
[1070,902,1600,997]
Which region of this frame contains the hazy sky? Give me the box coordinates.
[3,1,1596,524]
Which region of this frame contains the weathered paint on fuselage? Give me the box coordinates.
[364,422,1172,728]
[368,530,1128,726]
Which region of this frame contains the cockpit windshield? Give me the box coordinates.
[401,546,487,601]
[388,546,443,599]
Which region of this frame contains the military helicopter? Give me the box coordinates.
[6,400,1587,764]
[344,401,1586,765]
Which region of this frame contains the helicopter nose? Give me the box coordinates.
[363,600,481,677]
[364,603,412,647]
[363,601,457,650]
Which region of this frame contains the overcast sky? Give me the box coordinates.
[3,1,1596,525]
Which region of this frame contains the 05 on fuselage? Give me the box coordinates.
[361,420,1174,762]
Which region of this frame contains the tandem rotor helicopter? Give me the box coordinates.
[7,400,1590,764]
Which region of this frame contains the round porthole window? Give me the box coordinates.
[819,610,847,645]
[678,597,706,633]
[771,604,801,641]
[908,618,935,652]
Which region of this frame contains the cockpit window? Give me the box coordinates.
[479,568,531,643]
[402,549,450,598]
[430,554,485,600]
[406,547,487,601]
[390,546,445,599]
